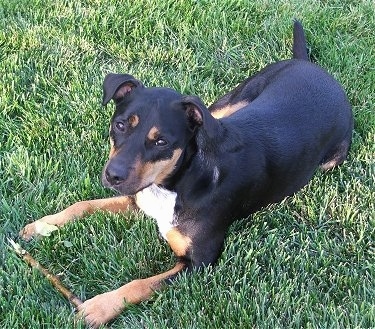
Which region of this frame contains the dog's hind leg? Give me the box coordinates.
[320,131,352,171]
[19,196,136,241]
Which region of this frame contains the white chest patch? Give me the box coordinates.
[135,184,177,240]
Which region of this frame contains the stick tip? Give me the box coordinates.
[7,238,23,254]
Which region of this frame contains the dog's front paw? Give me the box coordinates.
[19,221,39,241]
[77,291,125,328]
[19,218,58,241]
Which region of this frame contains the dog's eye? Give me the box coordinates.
[115,121,125,132]
[155,138,168,147]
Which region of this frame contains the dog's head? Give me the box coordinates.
[101,73,214,195]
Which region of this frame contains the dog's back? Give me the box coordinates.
[222,60,351,204]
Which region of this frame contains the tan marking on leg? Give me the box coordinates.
[166,228,192,257]
[147,126,160,141]
[118,262,186,303]
[128,114,139,128]
[77,262,186,328]
[211,100,249,119]
[50,196,135,224]
[19,196,136,241]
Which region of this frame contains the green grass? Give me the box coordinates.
[1,0,374,328]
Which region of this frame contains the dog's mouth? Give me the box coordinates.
[107,180,153,196]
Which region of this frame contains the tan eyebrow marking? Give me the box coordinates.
[128,114,139,128]
[147,126,160,141]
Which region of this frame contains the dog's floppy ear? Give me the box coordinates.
[102,73,144,106]
[181,96,218,136]
[181,96,206,131]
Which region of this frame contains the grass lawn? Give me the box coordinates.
[1,0,374,328]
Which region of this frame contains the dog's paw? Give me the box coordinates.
[77,291,125,328]
[19,221,39,241]
[19,219,58,241]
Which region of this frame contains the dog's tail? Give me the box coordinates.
[292,19,309,61]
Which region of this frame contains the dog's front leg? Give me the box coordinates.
[77,262,186,328]
[77,226,201,327]
[19,196,136,241]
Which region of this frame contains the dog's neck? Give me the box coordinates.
[161,136,197,190]
[159,120,227,195]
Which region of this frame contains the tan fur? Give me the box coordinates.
[19,196,135,241]
[128,114,139,128]
[108,124,116,159]
[108,145,116,159]
[166,228,192,257]
[211,100,249,119]
[138,149,183,185]
[147,126,160,141]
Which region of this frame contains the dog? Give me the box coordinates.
[20,20,353,327]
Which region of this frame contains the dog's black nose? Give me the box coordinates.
[105,166,126,186]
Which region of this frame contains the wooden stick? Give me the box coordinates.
[8,238,83,308]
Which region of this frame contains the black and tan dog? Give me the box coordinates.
[20,21,353,327]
